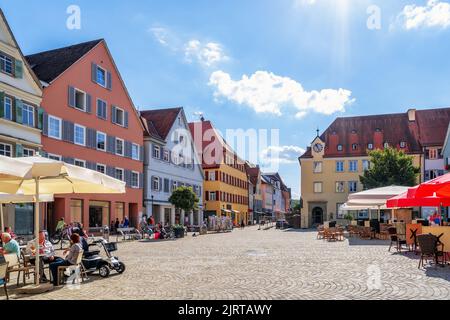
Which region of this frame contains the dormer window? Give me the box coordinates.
[351,130,357,134]
[337,144,343,151]
[400,141,406,148]
[352,144,358,150]
[384,142,389,149]
[375,128,382,133]
[367,143,374,150]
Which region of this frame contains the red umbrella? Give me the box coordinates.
[412,173,450,198]
[386,191,450,208]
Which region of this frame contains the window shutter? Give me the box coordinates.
[106,71,112,90]
[0,92,4,118]
[160,147,165,160]
[86,161,96,170]
[15,98,23,124]
[111,105,117,124]
[68,86,75,108]
[107,135,116,154]
[15,143,23,157]
[164,179,169,193]
[106,166,115,177]
[86,128,97,149]
[125,170,132,187]
[42,112,49,136]
[124,141,132,158]
[124,111,129,128]
[14,59,23,79]
[86,94,92,113]
[151,176,156,190]
[215,171,218,181]
[91,63,97,83]
[63,157,75,165]
[205,171,209,181]
[205,191,209,201]
[139,173,144,189]
[140,146,144,162]
[37,107,44,130]
[425,170,430,181]
[62,120,74,143]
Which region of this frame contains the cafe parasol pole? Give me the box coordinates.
[34,177,40,285]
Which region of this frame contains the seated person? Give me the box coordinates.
[3,227,16,240]
[26,231,63,282]
[71,228,89,253]
[49,233,83,286]
[0,233,20,258]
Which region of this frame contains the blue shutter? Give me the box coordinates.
[68,86,75,108]
[106,166,115,178]
[62,120,74,143]
[86,94,92,113]
[124,111,129,128]
[91,63,97,83]
[37,107,44,130]
[42,112,49,136]
[111,105,117,124]
[86,161,96,170]
[140,145,144,162]
[86,128,97,149]
[124,141,132,158]
[63,157,75,165]
[124,170,132,187]
[0,92,4,118]
[139,173,144,189]
[106,71,112,90]
[107,136,116,154]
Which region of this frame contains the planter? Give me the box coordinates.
[174,228,185,238]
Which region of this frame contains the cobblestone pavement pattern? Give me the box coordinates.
[5,226,450,300]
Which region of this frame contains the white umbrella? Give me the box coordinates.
[0,193,53,231]
[342,186,409,220]
[0,155,125,287]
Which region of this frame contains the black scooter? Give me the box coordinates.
[82,238,125,278]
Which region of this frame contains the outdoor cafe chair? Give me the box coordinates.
[0,262,8,300]
[388,227,407,252]
[57,250,87,286]
[417,234,445,269]
[317,225,325,240]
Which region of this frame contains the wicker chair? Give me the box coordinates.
[388,227,407,252]
[417,234,445,269]
[378,224,391,240]
[317,225,325,240]
[360,227,372,240]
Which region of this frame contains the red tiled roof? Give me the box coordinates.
[246,166,260,185]
[416,108,450,147]
[300,108,450,159]
[140,107,182,141]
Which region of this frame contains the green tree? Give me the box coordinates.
[360,148,420,189]
[168,186,199,217]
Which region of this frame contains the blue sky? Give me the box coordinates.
[2,0,450,199]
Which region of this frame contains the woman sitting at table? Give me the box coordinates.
[49,233,83,286]
[26,230,64,283]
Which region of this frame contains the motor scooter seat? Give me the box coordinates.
[83,250,101,258]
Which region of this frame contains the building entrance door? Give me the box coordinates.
[312,207,324,225]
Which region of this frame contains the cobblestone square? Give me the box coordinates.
[6,226,450,300]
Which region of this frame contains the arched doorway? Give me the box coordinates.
[312,207,324,225]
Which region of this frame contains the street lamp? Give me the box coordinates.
[151,195,154,219]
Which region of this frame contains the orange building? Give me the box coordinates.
[26,39,144,231]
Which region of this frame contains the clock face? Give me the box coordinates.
[313,143,323,153]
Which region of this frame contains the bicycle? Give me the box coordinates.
[50,226,71,249]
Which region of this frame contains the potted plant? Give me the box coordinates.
[168,186,200,238]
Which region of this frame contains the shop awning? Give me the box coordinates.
[342,186,409,210]
[232,210,240,214]
[221,209,231,213]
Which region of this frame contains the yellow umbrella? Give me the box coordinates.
[0,155,125,288]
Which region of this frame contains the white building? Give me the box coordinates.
[141,107,204,226]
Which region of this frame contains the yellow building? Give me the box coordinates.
[299,110,425,228]
[189,120,249,225]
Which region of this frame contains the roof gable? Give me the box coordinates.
[0,9,42,94]
[141,107,183,140]
[25,39,102,84]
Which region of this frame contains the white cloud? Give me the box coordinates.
[149,27,171,46]
[209,70,354,117]
[261,145,305,165]
[184,40,228,67]
[396,0,450,30]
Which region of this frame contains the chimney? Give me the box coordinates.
[407,109,416,122]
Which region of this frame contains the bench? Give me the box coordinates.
[116,228,142,242]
